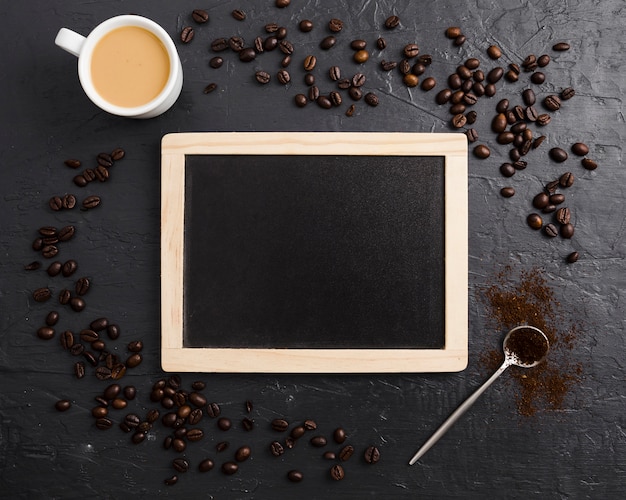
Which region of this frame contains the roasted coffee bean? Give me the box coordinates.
[291,425,306,439]
[208,56,224,69]
[364,92,379,107]
[352,73,366,88]
[495,99,509,113]
[186,408,202,426]
[80,329,99,343]
[82,195,100,209]
[310,435,327,447]
[527,213,543,230]
[448,73,462,90]
[276,69,290,85]
[487,45,502,59]
[221,462,238,475]
[37,326,55,340]
[70,342,84,356]
[451,114,467,128]
[379,60,396,71]
[465,128,478,143]
[211,38,228,52]
[347,87,362,101]
[172,458,190,474]
[497,132,515,145]
[163,476,178,486]
[364,445,381,464]
[279,40,294,56]
[172,438,186,453]
[252,71,270,85]
[303,55,316,71]
[263,36,278,51]
[191,9,209,23]
[404,43,419,58]
[553,42,570,51]
[421,77,436,91]
[550,193,565,205]
[328,18,343,32]
[316,95,332,109]
[403,74,419,87]
[94,165,109,182]
[235,445,251,462]
[542,205,557,214]
[543,95,561,111]
[505,68,519,82]
[332,427,347,443]
[228,36,244,52]
[298,19,313,32]
[43,311,59,327]
[536,113,551,126]
[566,251,580,264]
[217,417,231,431]
[484,83,496,96]
[287,470,303,482]
[284,436,295,449]
[320,35,336,50]
[196,458,214,473]
[560,87,575,101]
[236,47,255,62]
[345,104,356,117]
[521,88,536,106]
[350,39,367,50]
[60,260,77,278]
[65,159,81,169]
[69,297,86,312]
[535,54,550,68]
[530,71,545,84]
[487,67,504,84]
[555,207,571,225]
[303,73,315,86]
[294,93,308,108]
[33,287,52,302]
[24,261,41,271]
[463,93,478,106]
[571,142,589,156]
[446,26,461,38]
[95,417,113,430]
[73,175,88,187]
[435,88,452,105]
[270,440,285,456]
[39,226,57,236]
[472,81,485,96]
[272,418,289,432]
[330,464,345,481]
[92,405,108,419]
[204,402,220,418]
[180,26,194,44]
[376,37,386,49]
[81,168,96,182]
[280,54,291,67]
[74,361,86,379]
[231,9,246,21]
[329,91,342,106]
[49,196,63,211]
[302,419,316,431]
[533,193,550,209]
[96,153,112,168]
[549,147,568,163]
[500,187,515,198]
[353,49,369,63]
[41,245,59,258]
[385,15,400,29]
[581,158,598,170]
[556,173,574,190]
[125,353,142,368]
[473,144,490,159]
[339,444,355,461]
[544,223,559,237]
[55,400,71,412]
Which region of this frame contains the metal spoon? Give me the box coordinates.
[408,325,549,465]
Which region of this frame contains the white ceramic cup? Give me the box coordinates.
[55,15,183,119]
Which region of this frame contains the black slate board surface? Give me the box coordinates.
[1,0,625,498]
[184,154,445,349]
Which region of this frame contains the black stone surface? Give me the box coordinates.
[184,154,445,349]
[1,1,624,498]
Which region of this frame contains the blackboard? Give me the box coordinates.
[161,133,468,372]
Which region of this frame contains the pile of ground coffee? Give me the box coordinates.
[479,266,582,417]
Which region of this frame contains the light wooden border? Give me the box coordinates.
[161,132,468,373]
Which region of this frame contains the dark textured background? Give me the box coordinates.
[1,0,624,498]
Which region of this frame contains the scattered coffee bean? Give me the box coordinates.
[37,326,55,340]
[192,9,209,24]
[566,251,580,264]
[533,193,550,209]
[310,435,327,447]
[203,83,218,94]
[49,196,63,211]
[487,45,502,59]
[70,297,86,312]
[522,88,536,106]
[231,9,246,21]
[345,104,356,117]
[473,144,490,159]
[74,361,86,379]
[198,458,214,472]
[544,223,559,237]
[445,26,461,38]
[333,427,347,443]
[55,399,71,412]
[320,35,336,50]
[328,18,343,32]
[339,444,355,461]
[287,470,303,482]
[82,195,100,209]
[581,158,598,170]
[41,245,59,258]
[163,475,178,486]
[317,95,332,109]
[33,287,52,302]
[65,159,81,169]
[277,69,290,85]
[555,207,571,225]
[549,147,568,162]
[353,49,369,64]
[364,92,379,107]
[75,277,90,296]
[536,113,551,126]
[571,142,589,156]
[454,34,467,46]
[272,418,289,432]
[61,259,77,277]
[235,445,251,462]
[299,19,313,32]
[221,462,238,475]
[180,27,194,44]
[500,187,515,198]
[270,441,285,456]
[552,42,570,51]
[527,213,543,230]
[290,425,306,439]
[364,445,381,464]
[217,417,231,431]
[385,15,400,29]
[330,464,345,481]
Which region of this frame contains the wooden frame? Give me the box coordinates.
[161,132,468,373]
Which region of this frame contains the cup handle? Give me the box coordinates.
[55,28,86,57]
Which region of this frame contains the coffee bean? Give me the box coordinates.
[345,104,356,117]
[69,297,85,312]
[316,95,332,109]
[37,326,55,340]
[290,425,306,439]
[220,461,238,475]
[217,417,231,431]
[163,475,178,486]
[320,35,336,50]
[277,69,290,85]
[555,207,571,225]
[331,427,346,443]
[465,128,478,143]
[364,445,381,464]
[296,18,313,33]
[560,88,575,102]
[271,418,289,432]
[374,36,386,50]
[364,92,379,107]
[328,18,343,32]
[74,361,86,379]
[402,44,419,59]
[82,168,96,181]
[549,147,568,163]
[275,0,291,7]
[339,444,355,461]
[330,464,345,481]
[55,399,71,412]
[41,245,59,258]
[581,158,598,170]
[445,26,461,38]
[487,45,502,59]
[491,113,507,133]
[552,42,570,51]
[420,77,436,92]
[24,261,41,271]
[530,71,545,84]
[543,223,558,237]
[270,441,285,456]
[310,435,327,447]
[294,93,308,108]
[73,175,88,187]
[171,458,189,474]
[207,56,224,70]
[571,142,589,156]
[521,88,536,106]
[550,193,565,205]
[49,196,63,211]
[353,49,369,64]
[33,287,52,302]
[448,73,462,90]
[234,445,251,462]
[536,113,551,126]
[559,172,575,188]
[74,277,90,296]
[385,15,400,29]
[451,114,467,128]
[527,213,543,230]
[329,90,342,106]
[435,88,452,105]
[190,9,209,24]
[180,27,194,43]
[404,74,419,87]
[59,330,74,350]
[473,144,490,159]
[231,9,246,21]
[65,159,81,169]
[543,95,561,112]
[487,67,504,84]
[500,187,515,198]
[79,329,98,343]
[81,195,100,210]
[287,470,303,482]
[566,251,580,264]
[532,193,549,210]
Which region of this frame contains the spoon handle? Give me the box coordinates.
[408,360,511,465]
